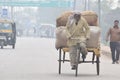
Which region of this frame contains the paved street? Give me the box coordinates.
[0,37,120,80]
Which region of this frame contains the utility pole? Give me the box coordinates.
[9,0,14,20]
[85,0,89,11]
[87,0,90,10]
[73,0,76,10]
[98,0,101,26]
[11,6,13,20]
[84,0,87,10]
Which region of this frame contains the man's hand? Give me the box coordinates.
[106,38,109,42]
[86,38,89,40]
[68,37,71,40]
[86,36,90,40]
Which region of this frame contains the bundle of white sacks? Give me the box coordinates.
[55,26,101,49]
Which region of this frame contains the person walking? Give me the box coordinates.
[106,20,120,64]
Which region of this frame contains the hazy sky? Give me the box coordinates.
[111,0,119,9]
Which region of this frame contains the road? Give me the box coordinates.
[0,37,120,80]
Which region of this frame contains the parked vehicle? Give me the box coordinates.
[39,24,55,38]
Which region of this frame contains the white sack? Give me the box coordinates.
[55,26,100,49]
[86,26,100,48]
[55,26,67,49]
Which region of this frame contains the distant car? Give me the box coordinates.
[39,24,55,38]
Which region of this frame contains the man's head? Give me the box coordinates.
[73,13,81,25]
[73,13,81,22]
[114,20,119,28]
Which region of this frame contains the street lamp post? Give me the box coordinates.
[11,6,14,20]
[73,0,76,10]
[98,0,101,26]
[84,0,88,11]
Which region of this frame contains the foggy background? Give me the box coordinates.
[0,0,120,44]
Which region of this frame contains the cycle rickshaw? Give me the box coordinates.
[56,11,100,76]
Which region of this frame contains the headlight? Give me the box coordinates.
[8,37,11,40]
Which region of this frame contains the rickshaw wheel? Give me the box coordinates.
[12,44,15,49]
[1,46,3,49]
[96,56,100,75]
[1,41,4,49]
[75,50,80,76]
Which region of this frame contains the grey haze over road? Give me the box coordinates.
[0,37,120,80]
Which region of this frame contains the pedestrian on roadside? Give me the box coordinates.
[106,20,120,64]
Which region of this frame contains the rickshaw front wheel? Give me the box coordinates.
[1,41,4,49]
[12,44,15,49]
[1,46,3,49]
